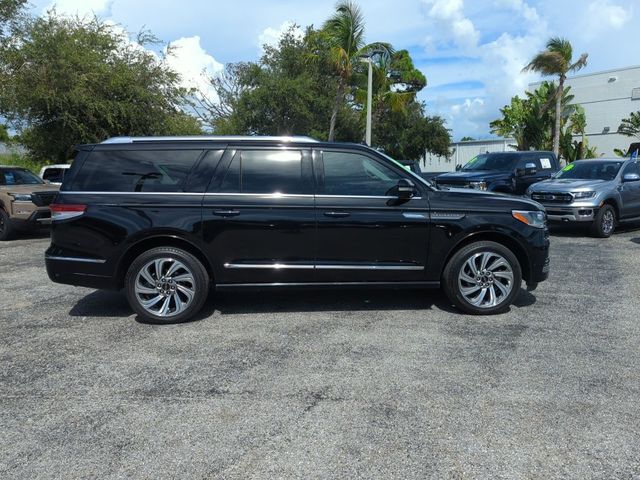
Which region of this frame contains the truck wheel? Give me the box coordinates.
[0,209,15,241]
[443,241,522,315]
[125,247,210,324]
[591,205,615,238]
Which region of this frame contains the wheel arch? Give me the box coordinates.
[600,197,619,219]
[116,235,213,289]
[442,231,531,282]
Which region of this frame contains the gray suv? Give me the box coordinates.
[525,158,640,237]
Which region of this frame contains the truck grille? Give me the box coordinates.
[31,191,58,207]
[531,192,573,204]
[436,181,470,189]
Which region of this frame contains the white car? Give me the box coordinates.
[39,164,70,185]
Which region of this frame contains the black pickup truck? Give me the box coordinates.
[434,151,560,195]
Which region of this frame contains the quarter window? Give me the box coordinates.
[70,150,202,192]
[321,151,403,196]
[219,150,308,194]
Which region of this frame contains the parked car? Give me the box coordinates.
[46,136,550,323]
[39,164,71,185]
[434,151,559,195]
[0,166,59,240]
[525,158,640,237]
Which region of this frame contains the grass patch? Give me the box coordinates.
[0,152,49,174]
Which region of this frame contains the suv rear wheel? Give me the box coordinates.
[443,241,522,315]
[0,209,15,241]
[125,247,209,324]
[591,204,615,238]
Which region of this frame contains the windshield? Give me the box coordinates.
[555,161,622,180]
[1,168,44,185]
[461,154,516,171]
[375,150,434,187]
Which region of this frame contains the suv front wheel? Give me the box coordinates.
[125,247,210,324]
[443,241,522,315]
[591,204,615,238]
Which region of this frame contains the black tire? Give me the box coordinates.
[591,204,615,238]
[442,241,522,315]
[125,247,210,324]
[0,209,15,241]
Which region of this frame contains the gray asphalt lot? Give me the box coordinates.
[1,226,640,479]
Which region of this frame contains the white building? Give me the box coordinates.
[423,65,640,173]
[529,65,640,157]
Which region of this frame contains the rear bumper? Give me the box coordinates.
[45,251,118,290]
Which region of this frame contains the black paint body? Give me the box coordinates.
[46,140,550,291]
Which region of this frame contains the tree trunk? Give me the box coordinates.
[328,80,345,142]
[553,75,564,159]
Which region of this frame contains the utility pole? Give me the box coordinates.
[361,57,373,146]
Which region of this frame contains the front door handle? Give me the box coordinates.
[213,209,240,217]
[324,211,350,218]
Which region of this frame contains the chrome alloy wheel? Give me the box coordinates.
[134,258,196,317]
[457,251,514,309]
[601,210,614,235]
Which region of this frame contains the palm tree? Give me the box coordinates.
[522,37,587,158]
[322,1,392,141]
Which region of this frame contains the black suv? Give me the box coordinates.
[435,151,559,195]
[46,136,550,323]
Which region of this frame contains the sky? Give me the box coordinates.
[32,0,640,141]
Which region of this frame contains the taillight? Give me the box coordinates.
[50,204,86,221]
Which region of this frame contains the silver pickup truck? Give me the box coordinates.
[525,158,640,237]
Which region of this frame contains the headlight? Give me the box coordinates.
[9,193,33,202]
[572,191,596,199]
[512,210,546,229]
[469,181,488,191]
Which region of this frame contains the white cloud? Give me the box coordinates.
[581,0,631,38]
[165,36,224,100]
[422,0,479,49]
[257,21,303,54]
[44,0,113,16]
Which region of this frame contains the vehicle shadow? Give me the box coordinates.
[68,287,537,320]
[549,221,640,238]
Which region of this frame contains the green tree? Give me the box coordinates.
[0,124,9,143]
[322,0,391,141]
[560,104,595,161]
[373,101,449,159]
[490,81,574,152]
[618,111,640,140]
[0,13,201,161]
[460,136,475,142]
[522,37,587,158]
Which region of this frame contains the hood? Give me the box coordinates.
[436,170,509,182]
[0,183,60,194]
[530,178,610,192]
[431,187,544,212]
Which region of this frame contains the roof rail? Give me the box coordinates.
[102,135,319,144]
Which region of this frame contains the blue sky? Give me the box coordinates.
[32,0,640,140]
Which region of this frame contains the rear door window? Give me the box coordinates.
[219,149,310,194]
[69,149,203,192]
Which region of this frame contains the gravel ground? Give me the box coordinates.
[1,226,640,479]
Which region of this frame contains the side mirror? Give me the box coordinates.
[396,178,415,199]
[622,173,640,182]
[455,164,462,171]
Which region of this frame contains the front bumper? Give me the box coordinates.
[9,202,51,228]
[538,204,597,223]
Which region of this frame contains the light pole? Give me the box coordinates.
[360,56,373,146]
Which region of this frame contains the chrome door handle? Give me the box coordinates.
[213,209,240,217]
[323,211,350,218]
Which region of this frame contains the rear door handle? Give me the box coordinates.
[324,211,350,218]
[213,209,240,217]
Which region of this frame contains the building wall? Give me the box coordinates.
[422,139,516,172]
[529,65,640,156]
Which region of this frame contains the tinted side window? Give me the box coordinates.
[219,149,308,194]
[43,168,66,183]
[622,161,639,176]
[321,151,403,196]
[537,155,555,170]
[518,156,541,170]
[70,150,202,192]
